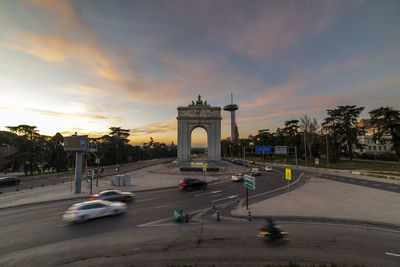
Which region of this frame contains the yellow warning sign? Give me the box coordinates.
[202,163,207,172]
[285,168,291,180]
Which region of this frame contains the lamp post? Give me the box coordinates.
[325,130,329,168]
[303,131,307,166]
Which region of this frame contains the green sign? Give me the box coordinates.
[173,207,183,222]
[244,175,255,190]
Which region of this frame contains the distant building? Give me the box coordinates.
[356,119,393,154]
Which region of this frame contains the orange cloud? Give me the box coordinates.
[0,104,120,122]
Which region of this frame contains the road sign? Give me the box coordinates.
[202,163,207,172]
[86,169,95,179]
[285,168,291,180]
[63,135,88,151]
[255,146,271,155]
[275,146,288,154]
[173,207,183,223]
[244,175,255,190]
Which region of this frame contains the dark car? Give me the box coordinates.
[90,190,134,202]
[0,177,20,187]
[179,178,207,190]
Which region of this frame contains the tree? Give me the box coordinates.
[322,105,364,160]
[6,125,45,175]
[45,133,68,172]
[300,115,319,161]
[369,107,400,158]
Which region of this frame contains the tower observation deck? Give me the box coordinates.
[223,94,239,143]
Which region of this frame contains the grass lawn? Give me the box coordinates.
[247,156,400,172]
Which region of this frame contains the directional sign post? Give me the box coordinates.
[202,163,207,181]
[86,169,95,195]
[285,168,291,193]
[173,207,183,223]
[244,175,255,210]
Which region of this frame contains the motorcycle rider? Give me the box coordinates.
[261,218,281,239]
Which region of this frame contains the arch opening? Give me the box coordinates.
[190,126,208,164]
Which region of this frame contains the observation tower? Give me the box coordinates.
[223,93,239,143]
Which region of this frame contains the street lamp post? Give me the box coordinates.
[303,131,307,166]
[326,131,329,168]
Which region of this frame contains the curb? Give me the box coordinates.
[230,214,400,230]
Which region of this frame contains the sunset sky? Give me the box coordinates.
[1,0,399,146]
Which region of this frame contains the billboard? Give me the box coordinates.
[255,146,271,155]
[274,146,288,154]
[63,136,88,151]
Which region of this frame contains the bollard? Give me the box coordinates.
[212,201,216,210]
[216,211,220,222]
[16,186,19,191]
[30,184,33,189]
[236,196,240,203]
[185,213,189,223]
[248,210,252,221]
[0,191,2,194]
[52,180,55,185]
[62,179,64,184]
[42,182,44,187]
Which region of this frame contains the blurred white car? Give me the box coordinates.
[62,200,126,223]
[265,165,272,172]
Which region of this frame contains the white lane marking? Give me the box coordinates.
[360,181,367,183]
[139,223,201,227]
[374,183,382,186]
[135,198,154,203]
[137,217,172,227]
[385,252,400,257]
[213,194,223,198]
[194,190,222,197]
[57,224,68,227]
[154,204,172,209]
[389,186,397,189]
[211,195,239,203]
[249,172,303,199]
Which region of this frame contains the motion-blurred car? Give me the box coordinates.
[62,200,127,223]
[90,189,134,202]
[265,165,272,172]
[0,177,20,187]
[251,168,262,176]
[231,173,244,182]
[179,178,207,190]
[248,160,255,164]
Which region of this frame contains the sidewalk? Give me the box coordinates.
[0,163,222,210]
[232,177,400,226]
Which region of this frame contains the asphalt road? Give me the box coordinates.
[1,166,399,266]
[0,159,170,193]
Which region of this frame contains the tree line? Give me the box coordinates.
[0,126,177,175]
[222,105,400,163]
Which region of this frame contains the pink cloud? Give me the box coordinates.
[202,1,360,62]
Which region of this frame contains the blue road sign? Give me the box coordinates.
[256,146,271,155]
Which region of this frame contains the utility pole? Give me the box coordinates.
[303,131,307,166]
[326,132,329,168]
[295,146,298,169]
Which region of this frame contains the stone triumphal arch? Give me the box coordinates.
[177,95,221,166]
